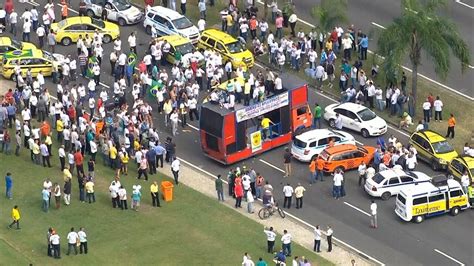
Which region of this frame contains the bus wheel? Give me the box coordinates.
[450,207,460,216]
[414,215,424,223]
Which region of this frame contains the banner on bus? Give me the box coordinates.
[250,131,262,153]
[235,93,289,122]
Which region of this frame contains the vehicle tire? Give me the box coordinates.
[146,26,152,35]
[102,35,112,44]
[258,208,271,220]
[381,192,391,201]
[328,119,336,128]
[118,18,127,26]
[414,215,424,223]
[361,129,370,138]
[277,207,286,218]
[335,166,345,173]
[450,206,460,216]
[431,160,439,171]
[86,9,95,18]
[61,37,72,46]
[311,154,318,162]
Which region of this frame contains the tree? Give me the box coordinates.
[377,0,470,112]
[311,0,348,34]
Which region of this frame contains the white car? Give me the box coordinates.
[291,129,356,162]
[365,169,432,200]
[86,0,144,26]
[323,102,387,137]
[144,6,200,44]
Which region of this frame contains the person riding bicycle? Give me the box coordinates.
[262,193,275,209]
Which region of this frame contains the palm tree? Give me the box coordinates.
[377,0,470,110]
[311,0,348,34]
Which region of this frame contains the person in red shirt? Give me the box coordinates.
[234,181,243,208]
[74,150,84,176]
[249,16,258,40]
[67,105,76,122]
[4,0,14,15]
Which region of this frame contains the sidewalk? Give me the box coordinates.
[159,158,375,266]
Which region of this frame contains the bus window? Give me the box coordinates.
[449,190,462,197]
[205,133,219,152]
[413,197,427,205]
[429,194,444,202]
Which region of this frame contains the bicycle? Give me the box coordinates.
[258,202,286,220]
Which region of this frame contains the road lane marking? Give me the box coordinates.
[343,202,371,216]
[258,159,286,173]
[177,119,199,131]
[455,0,474,9]
[371,22,386,29]
[434,249,465,265]
[25,1,40,7]
[178,155,385,266]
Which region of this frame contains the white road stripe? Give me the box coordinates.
[455,0,474,9]
[434,249,465,265]
[177,119,199,131]
[57,3,80,14]
[343,202,371,217]
[258,159,286,173]
[25,1,40,7]
[371,21,386,29]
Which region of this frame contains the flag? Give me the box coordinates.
[147,79,164,98]
[86,55,98,78]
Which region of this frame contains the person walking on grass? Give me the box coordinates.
[53,183,61,209]
[150,181,161,207]
[215,174,224,201]
[446,113,456,139]
[8,205,21,229]
[131,185,142,211]
[118,185,128,210]
[281,229,292,256]
[264,226,276,253]
[42,186,50,212]
[66,227,79,255]
[85,177,95,204]
[370,200,378,228]
[78,227,88,254]
[5,172,13,199]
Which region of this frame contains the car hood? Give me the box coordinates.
[363,115,387,128]
[22,42,37,50]
[325,103,338,113]
[124,5,142,18]
[177,25,200,37]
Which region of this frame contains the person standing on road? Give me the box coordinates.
[215,174,224,201]
[460,171,470,194]
[8,205,20,229]
[246,189,255,213]
[5,172,13,199]
[264,226,276,253]
[334,113,343,130]
[358,161,367,187]
[309,158,316,185]
[446,113,456,139]
[282,183,293,209]
[313,103,322,129]
[316,156,325,182]
[370,200,378,228]
[327,225,333,252]
[78,227,87,254]
[332,169,344,199]
[283,147,292,177]
[313,225,321,252]
[281,229,292,256]
[171,157,180,185]
[66,227,79,255]
[294,183,306,209]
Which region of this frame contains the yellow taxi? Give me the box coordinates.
[155,35,204,67]
[51,16,120,46]
[409,130,458,171]
[197,29,254,70]
[448,156,474,184]
[1,49,65,79]
[0,36,37,57]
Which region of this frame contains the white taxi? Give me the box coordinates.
[365,169,431,200]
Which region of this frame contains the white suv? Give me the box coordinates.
[143,6,200,44]
[324,102,387,137]
[86,0,144,26]
[365,169,431,200]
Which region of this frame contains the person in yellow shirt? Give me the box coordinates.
[150,181,161,207]
[85,178,96,203]
[120,151,129,176]
[32,140,41,165]
[63,166,72,182]
[9,205,21,229]
[45,133,53,156]
[260,116,274,139]
[109,144,119,175]
[56,119,64,144]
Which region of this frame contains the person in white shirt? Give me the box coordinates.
[422,98,431,123]
[169,109,179,136]
[370,200,378,228]
[171,157,180,185]
[281,230,292,256]
[49,231,61,258]
[197,18,206,32]
[313,225,322,252]
[333,169,344,199]
[460,171,470,194]
[66,227,79,255]
[282,183,293,209]
[77,227,88,254]
[264,226,277,253]
[433,96,443,122]
[405,152,417,170]
[128,32,137,53]
[357,161,367,187]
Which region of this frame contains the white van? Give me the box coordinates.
[143,6,200,44]
[395,177,470,223]
[86,0,144,26]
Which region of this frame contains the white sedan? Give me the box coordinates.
[291,128,356,162]
[323,103,387,137]
[365,169,432,200]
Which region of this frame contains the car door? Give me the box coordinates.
[206,37,217,52]
[215,41,229,61]
[91,0,105,16]
[344,109,361,131]
[105,2,118,22]
[63,24,82,42]
[340,151,355,170]
[351,150,366,168]
[163,19,176,36]
[84,24,99,38]
[152,15,167,36]
[387,177,401,192]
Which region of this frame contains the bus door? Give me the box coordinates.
[291,105,312,132]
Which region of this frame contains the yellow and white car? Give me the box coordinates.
[1,49,64,79]
[51,16,120,46]
[0,36,37,57]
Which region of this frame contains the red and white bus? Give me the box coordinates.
[199,84,312,164]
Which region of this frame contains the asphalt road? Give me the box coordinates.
[278,0,474,98]
[9,1,474,265]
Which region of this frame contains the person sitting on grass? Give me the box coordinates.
[399,112,413,129]
[273,249,286,265]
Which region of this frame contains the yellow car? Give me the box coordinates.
[0,36,37,56]
[1,49,64,79]
[409,130,458,171]
[197,29,254,70]
[51,16,120,46]
[155,35,204,68]
[448,156,473,184]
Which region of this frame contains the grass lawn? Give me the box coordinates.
[0,127,331,265]
[134,0,473,150]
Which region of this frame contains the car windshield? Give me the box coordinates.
[173,17,193,30]
[114,0,131,11]
[42,51,54,61]
[226,41,245,53]
[92,18,105,28]
[431,141,454,154]
[357,108,377,121]
[372,173,385,184]
[293,138,307,149]
[11,39,22,50]
[175,42,194,55]
[58,20,68,28]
